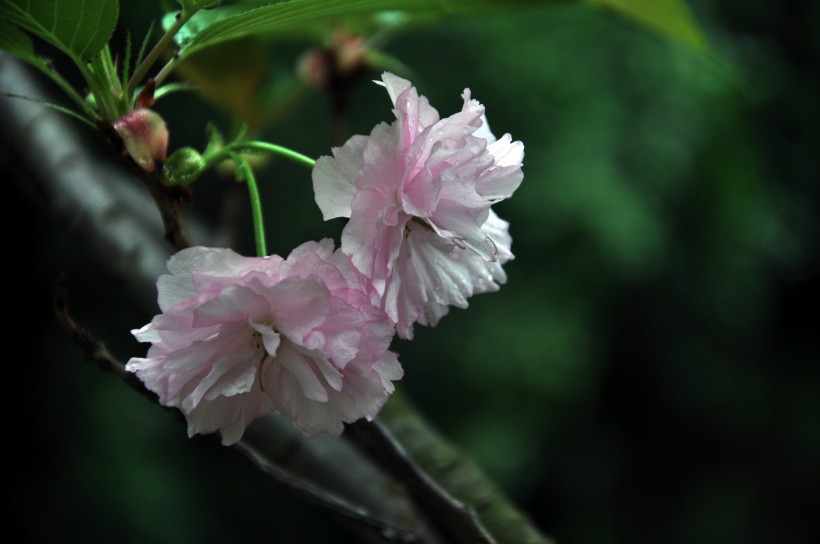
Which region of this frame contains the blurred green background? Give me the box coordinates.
[5,0,820,542]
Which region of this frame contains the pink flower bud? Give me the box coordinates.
[296,47,331,89]
[296,30,369,90]
[333,31,366,74]
[112,109,169,172]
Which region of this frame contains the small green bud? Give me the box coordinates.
[163,147,205,186]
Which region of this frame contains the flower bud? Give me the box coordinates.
[296,30,369,90]
[296,47,331,89]
[112,109,169,172]
[162,147,205,187]
[333,31,367,74]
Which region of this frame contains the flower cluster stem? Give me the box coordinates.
[234,154,267,257]
[233,141,316,168]
[202,141,316,173]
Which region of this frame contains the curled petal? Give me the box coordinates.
[312,135,368,220]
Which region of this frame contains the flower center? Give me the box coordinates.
[250,319,282,392]
[405,217,434,239]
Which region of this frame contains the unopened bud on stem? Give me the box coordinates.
[163,147,205,186]
[112,109,169,172]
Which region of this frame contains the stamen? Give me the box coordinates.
[257,352,269,392]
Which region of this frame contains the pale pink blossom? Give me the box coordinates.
[126,240,402,445]
[312,73,524,338]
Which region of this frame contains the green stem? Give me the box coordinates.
[233,142,317,169]
[202,141,316,172]
[153,54,178,87]
[78,60,117,121]
[234,154,267,257]
[128,9,196,96]
[88,50,124,119]
[24,61,97,120]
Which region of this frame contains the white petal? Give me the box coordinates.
[277,341,329,403]
[251,322,281,357]
[381,72,413,106]
[385,222,508,339]
[131,323,160,343]
[312,135,368,220]
[473,113,496,144]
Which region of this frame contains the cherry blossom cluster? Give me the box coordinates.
[127,73,524,444]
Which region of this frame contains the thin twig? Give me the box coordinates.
[92,111,192,251]
[128,10,193,95]
[230,440,420,543]
[51,274,161,403]
[51,277,419,544]
[153,52,179,88]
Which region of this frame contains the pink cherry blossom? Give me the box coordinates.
[312,73,524,339]
[126,240,402,445]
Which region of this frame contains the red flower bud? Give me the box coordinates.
[112,109,169,172]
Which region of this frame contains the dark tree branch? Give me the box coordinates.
[52,276,421,544]
[350,419,497,544]
[131,166,193,251]
[377,395,552,544]
[95,115,193,251]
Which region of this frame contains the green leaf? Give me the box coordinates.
[587,0,707,52]
[0,92,96,127]
[177,0,444,59]
[0,17,33,57]
[176,0,222,9]
[172,36,271,125]
[170,0,706,61]
[162,7,232,51]
[0,0,119,62]
[134,20,156,71]
[0,19,95,118]
[153,82,197,102]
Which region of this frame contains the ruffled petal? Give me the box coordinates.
[276,340,329,403]
[192,285,271,327]
[264,276,331,345]
[342,187,408,290]
[130,241,402,443]
[385,220,509,339]
[312,135,368,220]
[159,247,282,311]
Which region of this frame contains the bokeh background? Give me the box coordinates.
[5,0,820,542]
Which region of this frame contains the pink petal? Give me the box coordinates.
[192,285,270,327]
[385,221,508,339]
[381,72,439,142]
[251,322,281,357]
[342,187,408,289]
[265,277,331,344]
